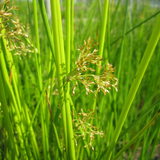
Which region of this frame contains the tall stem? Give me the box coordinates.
[50,0,67,157]
[65,0,76,159]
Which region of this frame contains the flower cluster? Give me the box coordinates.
[76,38,102,72]
[64,37,118,96]
[72,109,104,150]
[0,0,35,57]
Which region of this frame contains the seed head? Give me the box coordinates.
[0,0,35,57]
[73,109,104,150]
[64,37,118,96]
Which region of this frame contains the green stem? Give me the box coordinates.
[65,0,76,160]
[98,0,109,70]
[71,0,75,70]
[49,0,67,157]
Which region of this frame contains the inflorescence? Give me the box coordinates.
[0,0,35,57]
[64,37,118,96]
[72,109,104,150]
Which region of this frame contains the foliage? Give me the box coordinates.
[0,0,160,160]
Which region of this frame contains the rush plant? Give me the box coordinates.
[0,0,160,160]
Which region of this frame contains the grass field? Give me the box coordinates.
[0,0,160,159]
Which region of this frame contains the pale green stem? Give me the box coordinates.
[49,0,67,157]
[98,0,109,71]
[65,1,76,159]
